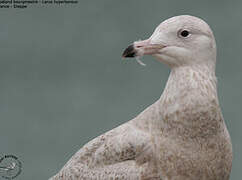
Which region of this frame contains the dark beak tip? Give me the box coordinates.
[122,44,136,58]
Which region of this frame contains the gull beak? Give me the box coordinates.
[122,39,165,58]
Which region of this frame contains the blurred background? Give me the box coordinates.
[0,0,241,179]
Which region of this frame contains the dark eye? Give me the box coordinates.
[179,30,190,38]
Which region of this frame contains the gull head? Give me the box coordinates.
[122,15,216,68]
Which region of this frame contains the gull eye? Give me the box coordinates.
[178,29,190,38]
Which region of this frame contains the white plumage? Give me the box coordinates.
[50,15,232,180]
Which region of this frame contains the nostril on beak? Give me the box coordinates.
[122,44,137,58]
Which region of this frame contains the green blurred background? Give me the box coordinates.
[0,0,241,179]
